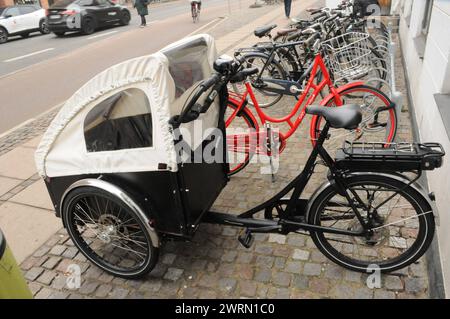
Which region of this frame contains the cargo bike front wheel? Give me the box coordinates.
[62,187,159,279]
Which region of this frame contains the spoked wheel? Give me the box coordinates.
[62,187,159,278]
[231,53,287,108]
[225,100,258,176]
[310,85,397,157]
[308,174,435,273]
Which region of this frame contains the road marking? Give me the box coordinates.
[185,16,228,38]
[87,30,118,40]
[3,48,55,63]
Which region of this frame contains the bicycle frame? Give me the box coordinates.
[227,54,349,143]
[205,121,369,237]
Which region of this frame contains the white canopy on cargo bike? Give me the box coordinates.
[35,34,219,178]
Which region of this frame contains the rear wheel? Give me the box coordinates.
[62,186,159,278]
[310,85,397,157]
[308,174,435,273]
[81,17,96,35]
[120,11,131,26]
[39,19,50,34]
[0,27,8,44]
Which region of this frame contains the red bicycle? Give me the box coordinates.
[225,53,397,175]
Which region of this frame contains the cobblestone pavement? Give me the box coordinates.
[17,27,432,299]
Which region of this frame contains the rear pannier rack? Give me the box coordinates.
[335,142,445,172]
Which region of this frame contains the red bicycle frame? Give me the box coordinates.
[226,54,364,154]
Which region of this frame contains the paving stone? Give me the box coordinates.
[28,282,43,296]
[42,257,61,270]
[109,287,130,299]
[303,263,322,276]
[254,268,272,283]
[21,257,39,271]
[272,272,292,287]
[405,278,427,294]
[344,270,362,283]
[374,290,397,299]
[79,281,99,295]
[384,275,404,291]
[34,287,53,299]
[293,275,309,290]
[198,289,218,299]
[285,261,302,274]
[268,234,286,244]
[273,245,290,257]
[198,274,218,288]
[36,270,56,285]
[267,287,290,299]
[310,250,327,263]
[48,291,70,299]
[292,249,310,261]
[163,268,184,281]
[25,267,44,281]
[219,278,237,293]
[309,278,330,295]
[274,257,286,269]
[256,255,274,267]
[236,252,253,263]
[286,235,306,247]
[257,285,269,298]
[49,245,66,256]
[61,247,78,259]
[33,246,50,258]
[324,264,344,280]
[239,280,257,297]
[221,250,238,262]
[95,284,113,298]
[235,264,254,280]
[51,275,68,290]
[161,253,177,265]
[140,280,163,293]
[254,243,273,255]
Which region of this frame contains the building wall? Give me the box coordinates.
[399,0,450,296]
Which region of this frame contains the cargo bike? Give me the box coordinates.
[36,35,445,278]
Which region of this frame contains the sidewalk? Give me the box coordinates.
[0,0,430,299]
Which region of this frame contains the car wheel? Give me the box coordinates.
[120,11,131,26]
[81,17,96,35]
[54,31,65,37]
[40,19,50,34]
[0,27,7,44]
[21,32,30,38]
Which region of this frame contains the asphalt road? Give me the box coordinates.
[0,0,263,134]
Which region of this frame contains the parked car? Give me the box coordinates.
[46,0,131,37]
[0,5,49,44]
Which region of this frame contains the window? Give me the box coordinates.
[4,7,21,17]
[18,6,36,14]
[84,88,153,153]
[421,0,433,36]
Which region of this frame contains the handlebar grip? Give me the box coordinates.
[201,73,220,90]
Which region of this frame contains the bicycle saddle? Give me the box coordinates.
[254,24,277,38]
[306,104,362,130]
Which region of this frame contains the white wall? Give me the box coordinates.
[399,0,450,297]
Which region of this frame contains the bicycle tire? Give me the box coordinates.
[307,174,435,273]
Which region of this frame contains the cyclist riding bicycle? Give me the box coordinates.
[190,0,202,12]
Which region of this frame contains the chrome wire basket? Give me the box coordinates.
[321,32,373,82]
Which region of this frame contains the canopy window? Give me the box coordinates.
[84,88,153,153]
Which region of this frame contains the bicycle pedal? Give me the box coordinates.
[238,229,254,249]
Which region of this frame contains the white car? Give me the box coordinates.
[0,5,49,44]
